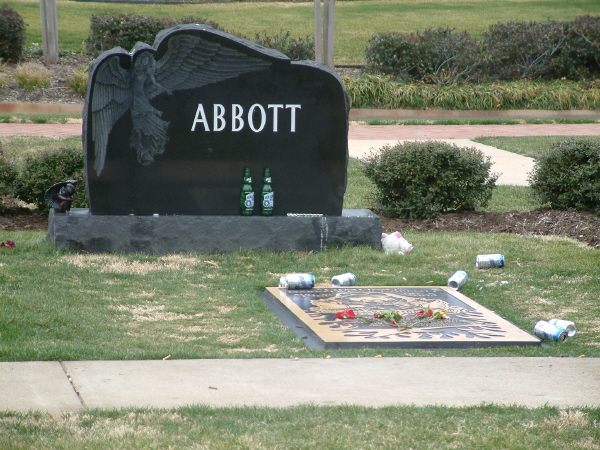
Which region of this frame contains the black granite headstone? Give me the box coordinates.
[83,24,349,216]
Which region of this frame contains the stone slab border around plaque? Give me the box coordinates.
[262,286,541,349]
[47,209,381,254]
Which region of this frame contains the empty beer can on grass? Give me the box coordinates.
[331,273,356,287]
[534,320,567,342]
[548,318,576,337]
[476,254,505,269]
[447,270,468,290]
[279,273,315,290]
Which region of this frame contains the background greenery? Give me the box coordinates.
[6,0,600,65]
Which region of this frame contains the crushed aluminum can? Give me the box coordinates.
[447,270,468,290]
[331,272,356,287]
[548,318,576,337]
[475,254,505,269]
[534,320,567,342]
[279,273,315,290]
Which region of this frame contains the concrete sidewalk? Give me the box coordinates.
[1,357,599,412]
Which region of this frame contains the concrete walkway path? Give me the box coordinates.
[1,357,599,413]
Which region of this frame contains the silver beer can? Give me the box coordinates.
[331,272,357,287]
[548,318,576,337]
[279,273,315,290]
[534,320,567,342]
[447,270,468,290]
[476,254,505,269]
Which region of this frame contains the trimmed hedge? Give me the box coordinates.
[529,138,600,213]
[366,15,600,83]
[85,12,314,61]
[84,13,225,55]
[361,141,498,219]
[12,146,86,213]
[0,4,26,62]
[365,28,480,84]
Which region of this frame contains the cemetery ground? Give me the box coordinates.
[2,49,600,450]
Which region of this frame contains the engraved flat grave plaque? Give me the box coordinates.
[263,286,541,349]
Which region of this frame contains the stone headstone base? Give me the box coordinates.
[47,209,381,254]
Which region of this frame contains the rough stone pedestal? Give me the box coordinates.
[47,209,382,254]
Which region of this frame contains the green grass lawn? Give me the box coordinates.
[7,0,600,65]
[2,404,599,449]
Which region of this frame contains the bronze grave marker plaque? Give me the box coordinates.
[263,286,540,349]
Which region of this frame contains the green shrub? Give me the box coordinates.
[0,150,18,197]
[480,20,566,80]
[0,4,26,62]
[364,28,480,84]
[552,15,600,80]
[14,62,51,91]
[366,16,600,82]
[361,141,498,219]
[253,30,314,61]
[13,146,86,213]
[528,138,600,213]
[84,13,224,55]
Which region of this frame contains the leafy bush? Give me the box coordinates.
[364,28,480,84]
[362,141,498,219]
[551,15,600,80]
[529,138,600,213]
[13,146,86,213]
[481,20,559,80]
[0,150,18,197]
[366,16,600,82]
[85,12,312,62]
[253,30,314,61]
[0,4,26,62]
[14,62,51,91]
[84,13,224,55]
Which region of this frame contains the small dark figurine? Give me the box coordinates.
[45,180,78,213]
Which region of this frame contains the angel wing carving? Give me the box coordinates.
[90,33,272,176]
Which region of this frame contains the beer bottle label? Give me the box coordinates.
[244,192,254,208]
[262,192,273,208]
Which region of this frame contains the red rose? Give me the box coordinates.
[416,308,433,317]
[335,309,356,319]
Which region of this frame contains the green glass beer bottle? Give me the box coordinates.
[240,167,254,215]
[261,167,274,216]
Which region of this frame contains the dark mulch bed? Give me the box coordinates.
[379,208,600,249]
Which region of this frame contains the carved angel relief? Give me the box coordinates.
[88,30,272,176]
